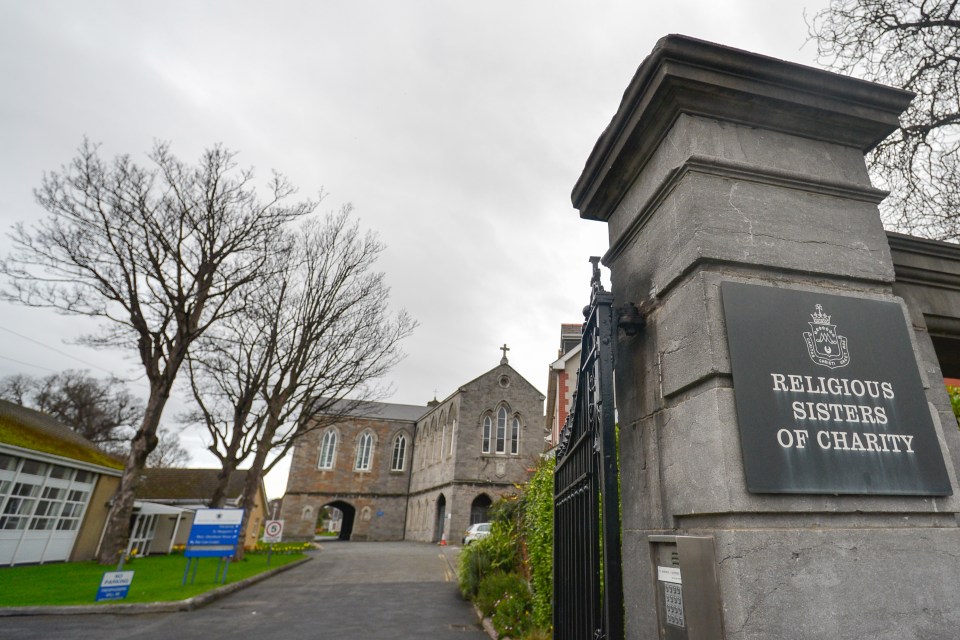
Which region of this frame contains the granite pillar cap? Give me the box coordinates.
[572,34,914,222]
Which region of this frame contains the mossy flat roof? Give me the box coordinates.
[0,400,124,471]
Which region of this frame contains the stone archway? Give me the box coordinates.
[322,500,356,541]
[470,494,492,524]
[433,494,446,543]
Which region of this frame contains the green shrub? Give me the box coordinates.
[457,520,518,598]
[948,386,960,425]
[458,537,494,598]
[457,495,520,598]
[491,580,533,639]
[251,541,312,554]
[458,468,558,638]
[520,457,554,629]
[476,571,527,617]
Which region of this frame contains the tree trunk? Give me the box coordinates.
[232,439,272,562]
[209,461,238,509]
[95,383,167,565]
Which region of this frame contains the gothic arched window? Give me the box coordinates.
[496,407,508,454]
[448,411,457,458]
[511,416,520,455]
[391,433,408,471]
[438,411,446,463]
[355,432,374,471]
[482,415,492,454]
[318,429,338,469]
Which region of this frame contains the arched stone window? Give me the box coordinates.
[448,406,457,458]
[355,431,375,471]
[439,410,447,463]
[318,429,338,469]
[482,414,492,454]
[511,416,521,455]
[496,407,508,454]
[391,433,408,471]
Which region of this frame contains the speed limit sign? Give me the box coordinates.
[263,519,284,543]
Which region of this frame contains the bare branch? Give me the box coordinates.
[0,140,315,563]
[180,207,415,557]
[810,0,960,239]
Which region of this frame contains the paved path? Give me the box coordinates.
[1,542,487,640]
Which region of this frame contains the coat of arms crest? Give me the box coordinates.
[803,303,850,369]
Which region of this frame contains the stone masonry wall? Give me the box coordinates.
[281,414,415,541]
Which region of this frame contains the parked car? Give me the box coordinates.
[462,522,491,545]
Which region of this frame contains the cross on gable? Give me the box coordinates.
[500,343,510,364]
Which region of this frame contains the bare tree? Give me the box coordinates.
[146,426,191,468]
[1,140,314,563]
[184,208,414,558]
[0,370,142,452]
[810,0,960,239]
[183,304,273,507]
[0,374,33,406]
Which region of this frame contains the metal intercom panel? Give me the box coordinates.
[649,535,724,640]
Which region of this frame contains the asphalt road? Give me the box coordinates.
[1,541,487,640]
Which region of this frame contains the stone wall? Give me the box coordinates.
[405,363,546,543]
[573,35,960,640]
[281,362,545,543]
[281,413,415,541]
[449,363,544,487]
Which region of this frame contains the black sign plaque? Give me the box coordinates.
[722,281,952,495]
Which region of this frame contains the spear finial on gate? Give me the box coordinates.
[589,256,602,290]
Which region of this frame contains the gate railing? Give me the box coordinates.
[554,257,624,640]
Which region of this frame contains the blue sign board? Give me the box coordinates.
[96,570,134,602]
[185,509,243,558]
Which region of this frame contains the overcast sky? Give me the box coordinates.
[0,0,832,497]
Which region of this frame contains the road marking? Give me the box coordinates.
[439,553,454,582]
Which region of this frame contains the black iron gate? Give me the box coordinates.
[554,257,624,640]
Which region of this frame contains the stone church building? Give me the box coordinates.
[280,349,545,543]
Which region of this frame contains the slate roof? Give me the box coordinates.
[320,399,429,422]
[135,468,253,502]
[0,398,124,470]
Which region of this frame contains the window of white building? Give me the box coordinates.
[0,454,97,565]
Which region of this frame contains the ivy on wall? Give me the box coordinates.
[457,457,555,638]
[520,457,554,630]
[948,387,960,426]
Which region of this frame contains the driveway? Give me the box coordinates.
[1,541,486,640]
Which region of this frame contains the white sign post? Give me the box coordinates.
[96,570,135,602]
[262,519,284,566]
[263,519,284,543]
[183,508,245,585]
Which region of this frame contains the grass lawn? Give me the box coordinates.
[0,552,306,607]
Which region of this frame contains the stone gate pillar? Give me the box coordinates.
[572,35,960,640]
